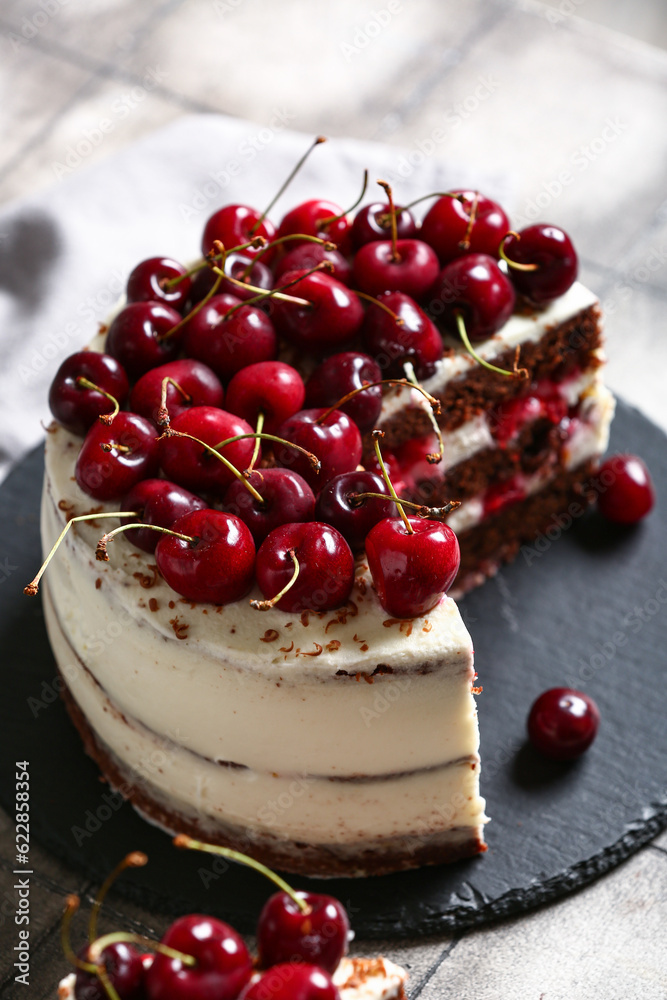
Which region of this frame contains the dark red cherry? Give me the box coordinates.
[120,479,207,553]
[395,433,446,500]
[255,522,354,612]
[75,412,158,501]
[351,201,417,248]
[225,361,305,434]
[527,688,600,761]
[273,242,351,286]
[159,406,255,494]
[155,510,255,605]
[277,198,351,255]
[49,351,129,436]
[271,270,364,353]
[352,239,439,300]
[212,250,275,302]
[184,293,277,382]
[304,352,382,434]
[365,446,407,497]
[201,204,276,261]
[362,291,443,379]
[130,359,224,427]
[126,257,191,311]
[257,890,350,974]
[74,942,144,1000]
[420,190,510,264]
[145,913,252,1000]
[276,409,362,491]
[596,454,655,524]
[503,225,578,304]
[223,468,315,545]
[105,301,184,379]
[315,471,393,551]
[365,517,460,618]
[428,253,515,342]
[239,964,339,1000]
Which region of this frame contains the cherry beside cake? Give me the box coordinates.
[29,142,616,876]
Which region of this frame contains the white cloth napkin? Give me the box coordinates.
[0,112,513,483]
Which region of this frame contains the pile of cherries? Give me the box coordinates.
[63,839,356,1000]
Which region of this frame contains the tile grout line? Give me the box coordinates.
[410,935,463,998]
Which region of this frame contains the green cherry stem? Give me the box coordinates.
[161,271,224,341]
[157,376,192,430]
[173,834,310,913]
[157,428,265,503]
[372,430,413,534]
[163,237,267,289]
[252,135,327,233]
[399,190,464,213]
[403,360,444,464]
[455,312,527,380]
[88,931,197,968]
[210,265,312,311]
[250,548,300,611]
[349,492,461,518]
[211,431,321,473]
[89,852,147,944]
[96,522,196,562]
[241,233,337,280]
[318,168,369,227]
[498,231,539,271]
[316,377,440,426]
[75,378,120,425]
[247,411,265,473]
[62,896,99,975]
[377,180,399,262]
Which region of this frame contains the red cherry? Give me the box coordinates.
[428,253,515,342]
[225,361,305,434]
[596,454,655,524]
[273,242,351,286]
[145,914,252,1000]
[223,468,315,545]
[49,351,129,436]
[365,517,460,618]
[201,204,276,260]
[315,471,393,551]
[271,270,364,353]
[483,474,525,518]
[184,293,277,382]
[351,201,417,248]
[420,190,510,264]
[304,352,382,434]
[130,359,224,427]
[239,964,339,1000]
[255,522,354,613]
[126,257,191,311]
[257,890,349,974]
[105,301,184,379]
[75,412,158,501]
[352,239,439,301]
[120,479,207,553]
[276,409,362,491]
[213,250,275,301]
[362,291,443,379]
[277,198,351,254]
[155,510,255,605]
[502,224,578,304]
[74,943,144,1000]
[395,433,446,499]
[159,406,255,494]
[527,688,600,761]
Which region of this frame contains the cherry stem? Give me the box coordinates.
[252,135,327,232]
[96,522,195,562]
[96,963,123,1000]
[62,896,99,975]
[250,547,300,611]
[247,411,264,473]
[163,237,267,288]
[403,360,444,464]
[158,428,265,503]
[162,271,224,341]
[241,233,337,279]
[89,852,147,944]
[210,265,312,312]
[212,431,321,473]
[459,192,479,252]
[377,180,399,262]
[100,441,131,454]
[399,190,463,212]
[173,834,310,913]
[353,289,405,323]
[157,376,192,430]
[498,231,539,271]
[88,931,197,968]
[318,168,369,226]
[24,511,138,596]
[316,377,440,426]
[372,430,413,534]
[349,492,461,518]
[455,312,528,380]
[75,378,120,426]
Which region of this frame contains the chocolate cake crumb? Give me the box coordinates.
[148,598,159,612]
[95,578,102,590]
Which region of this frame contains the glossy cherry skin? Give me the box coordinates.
[271,270,364,353]
[277,198,351,255]
[145,913,252,1000]
[503,225,578,304]
[420,190,510,264]
[225,361,305,434]
[276,408,363,492]
[159,406,256,494]
[304,352,382,434]
[155,510,255,605]
[257,890,350,974]
[351,201,417,248]
[201,203,276,261]
[121,478,207,553]
[126,257,191,311]
[596,454,655,524]
[362,291,443,379]
[212,250,275,301]
[428,253,516,342]
[130,359,224,427]
[315,471,394,551]
[395,433,446,500]
[223,468,315,545]
[49,351,129,436]
[239,964,339,1000]
[527,688,600,761]
[184,293,277,382]
[255,522,354,613]
[105,301,184,379]
[75,412,159,501]
[273,242,351,286]
[365,517,460,618]
[74,942,145,1000]
[352,239,440,301]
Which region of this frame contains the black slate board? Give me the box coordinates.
[0,398,665,938]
